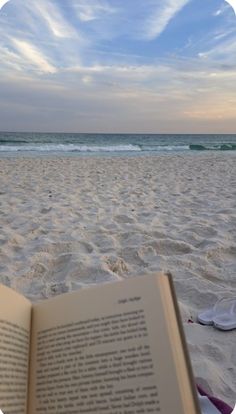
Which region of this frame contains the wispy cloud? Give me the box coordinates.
[198,35,236,64]
[0,44,23,71]
[34,0,78,38]
[72,0,116,22]
[142,0,190,39]
[11,38,57,73]
[0,0,236,132]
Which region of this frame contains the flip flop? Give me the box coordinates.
[213,299,236,331]
[197,307,215,325]
[197,297,236,326]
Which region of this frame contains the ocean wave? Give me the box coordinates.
[141,145,189,151]
[1,142,236,153]
[0,144,142,152]
[0,139,29,144]
[190,143,236,151]
[0,143,190,153]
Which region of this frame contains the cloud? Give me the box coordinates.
[142,0,190,39]
[82,75,93,84]
[1,55,236,133]
[34,0,78,38]
[0,0,85,74]
[0,44,23,71]
[0,0,236,133]
[214,8,224,17]
[198,35,236,64]
[72,0,116,22]
[11,38,57,73]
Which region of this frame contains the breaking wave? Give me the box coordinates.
[190,144,236,151]
[0,144,142,152]
[0,140,235,154]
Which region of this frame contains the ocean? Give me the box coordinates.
[0,132,236,156]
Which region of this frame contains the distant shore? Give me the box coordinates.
[0,153,235,404]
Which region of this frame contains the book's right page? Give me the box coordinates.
[28,273,199,414]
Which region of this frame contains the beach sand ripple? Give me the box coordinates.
[0,153,235,405]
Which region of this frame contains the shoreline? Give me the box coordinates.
[0,153,235,404]
[0,150,236,159]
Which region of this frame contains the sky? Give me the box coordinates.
[0,0,236,133]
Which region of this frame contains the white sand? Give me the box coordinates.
[0,153,235,405]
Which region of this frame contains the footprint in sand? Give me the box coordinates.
[118,247,148,267]
[114,214,135,224]
[191,224,218,238]
[139,239,192,258]
[40,207,52,214]
[104,256,129,275]
[206,246,236,269]
[40,241,94,255]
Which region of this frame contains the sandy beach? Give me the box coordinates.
[0,153,235,405]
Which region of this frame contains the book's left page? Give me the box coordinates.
[0,284,32,414]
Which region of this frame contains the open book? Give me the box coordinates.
[0,272,200,414]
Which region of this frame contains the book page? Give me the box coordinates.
[0,285,32,414]
[28,273,198,414]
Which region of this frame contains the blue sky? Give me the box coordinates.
[0,0,236,133]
